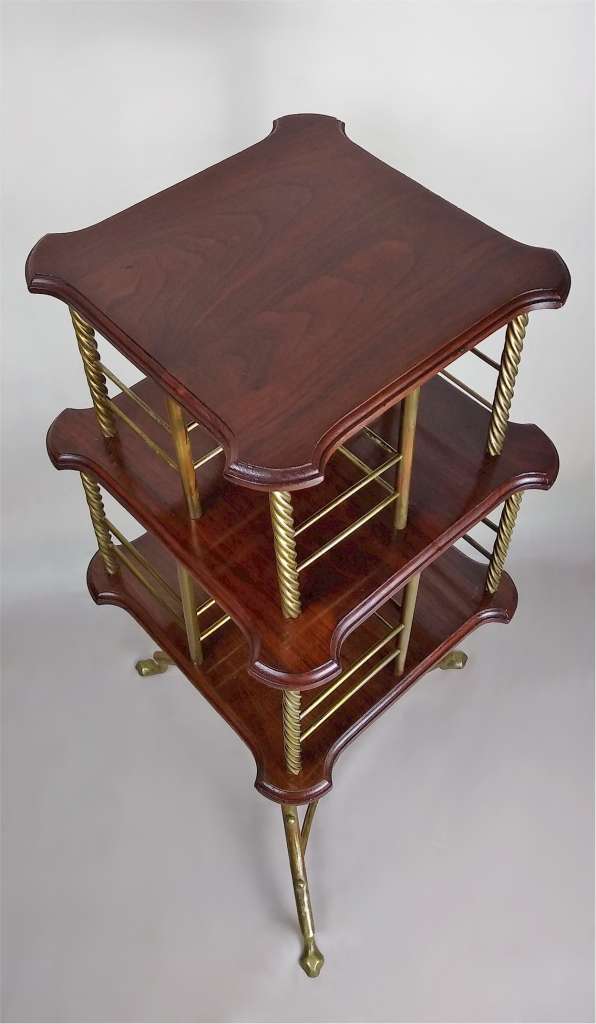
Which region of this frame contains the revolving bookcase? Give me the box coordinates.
[27,114,569,977]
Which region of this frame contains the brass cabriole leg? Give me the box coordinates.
[282,689,302,775]
[394,386,420,530]
[166,397,201,519]
[69,308,116,439]
[395,571,421,676]
[281,804,325,978]
[80,472,118,574]
[486,491,523,594]
[176,563,203,665]
[135,650,173,676]
[270,490,302,619]
[487,313,529,456]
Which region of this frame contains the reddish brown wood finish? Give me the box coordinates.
[49,375,557,687]
[28,113,569,490]
[88,530,517,804]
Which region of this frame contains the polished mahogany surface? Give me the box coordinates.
[88,531,517,804]
[49,375,557,687]
[28,113,569,490]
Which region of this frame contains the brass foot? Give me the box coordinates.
[438,649,468,670]
[281,804,325,978]
[300,936,325,978]
[135,650,173,676]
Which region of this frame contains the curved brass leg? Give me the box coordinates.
[281,804,324,978]
[135,650,173,676]
[438,649,468,670]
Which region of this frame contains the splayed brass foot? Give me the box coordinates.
[438,649,468,670]
[300,936,325,978]
[281,804,325,977]
[135,650,173,676]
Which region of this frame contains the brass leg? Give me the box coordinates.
[135,650,173,676]
[282,689,302,775]
[487,313,529,456]
[394,386,420,529]
[281,805,324,978]
[166,397,201,519]
[270,491,302,619]
[80,472,118,574]
[486,492,523,594]
[301,801,318,853]
[176,563,203,665]
[69,308,116,439]
[395,572,420,675]
[438,649,468,670]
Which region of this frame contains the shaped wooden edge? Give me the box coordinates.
[87,537,517,805]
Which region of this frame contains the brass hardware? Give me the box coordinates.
[301,622,404,721]
[112,545,184,622]
[483,517,499,533]
[176,563,203,665]
[199,613,231,642]
[270,491,302,619]
[394,386,420,529]
[69,308,116,438]
[105,519,182,610]
[395,572,420,676]
[281,805,324,978]
[462,533,492,560]
[338,445,393,493]
[135,650,173,676]
[486,491,523,594]
[362,426,398,455]
[438,649,468,670]
[487,313,529,456]
[301,646,400,741]
[193,445,224,470]
[99,362,171,433]
[298,490,399,572]
[439,369,492,410]
[80,473,118,574]
[471,347,500,371]
[166,398,202,519]
[295,450,402,536]
[282,689,302,774]
[301,802,318,853]
[108,400,178,469]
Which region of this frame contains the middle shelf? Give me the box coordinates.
[48,374,558,687]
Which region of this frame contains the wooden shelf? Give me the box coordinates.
[88,529,517,804]
[49,374,557,688]
[27,113,569,490]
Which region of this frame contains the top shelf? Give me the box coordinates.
[26,112,570,491]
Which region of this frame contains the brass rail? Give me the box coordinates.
[487,313,529,456]
[70,309,116,438]
[486,492,523,593]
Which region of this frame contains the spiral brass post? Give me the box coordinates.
[486,491,523,594]
[270,490,302,619]
[69,307,116,439]
[487,313,529,456]
[282,689,302,774]
[80,472,118,574]
[281,804,325,978]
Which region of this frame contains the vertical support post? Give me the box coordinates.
[486,492,523,594]
[487,313,529,456]
[282,689,302,775]
[395,571,421,676]
[270,491,302,619]
[281,805,325,978]
[69,308,116,439]
[301,801,318,854]
[80,472,118,574]
[176,563,203,665]
[394,386,420,529]
[166,397,201,520]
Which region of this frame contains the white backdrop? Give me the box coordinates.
[2,2,594,1021]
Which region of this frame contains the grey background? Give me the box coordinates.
[1,1,594,1021]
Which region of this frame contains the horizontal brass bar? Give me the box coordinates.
[301,622,404,721]
[301,646,400,742]
[99,363,171,433]
[439,370,492,409]
[374,610,394,630]
[112,546,184,623]
[362,426,398,455]
[196,596,217,618]
[186,421,200,432]
[482,517,499,533]
[338,446,393,494]
[199,613,231,641]
[108,400,178,469]
[471,347,500,371]
[295,451,402,537]
[298,491,399,572]
[193,445,224,470]
[106,519,182,609]
[462,533,492,560]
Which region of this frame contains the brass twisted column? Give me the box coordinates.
[486,491,523,594]
[282,689,302,774]
[69,308,116,439]
[487,313,529,456]
[80,472,118,574]
[281,805,325,978]
[270,491,302,619]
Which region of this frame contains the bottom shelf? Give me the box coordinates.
[87,532,517,803]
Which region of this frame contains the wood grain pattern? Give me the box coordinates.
[27,113,570,490]
[49,374,557,687]
[87,530,517,804]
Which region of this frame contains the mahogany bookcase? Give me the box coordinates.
[27,114,570,977]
